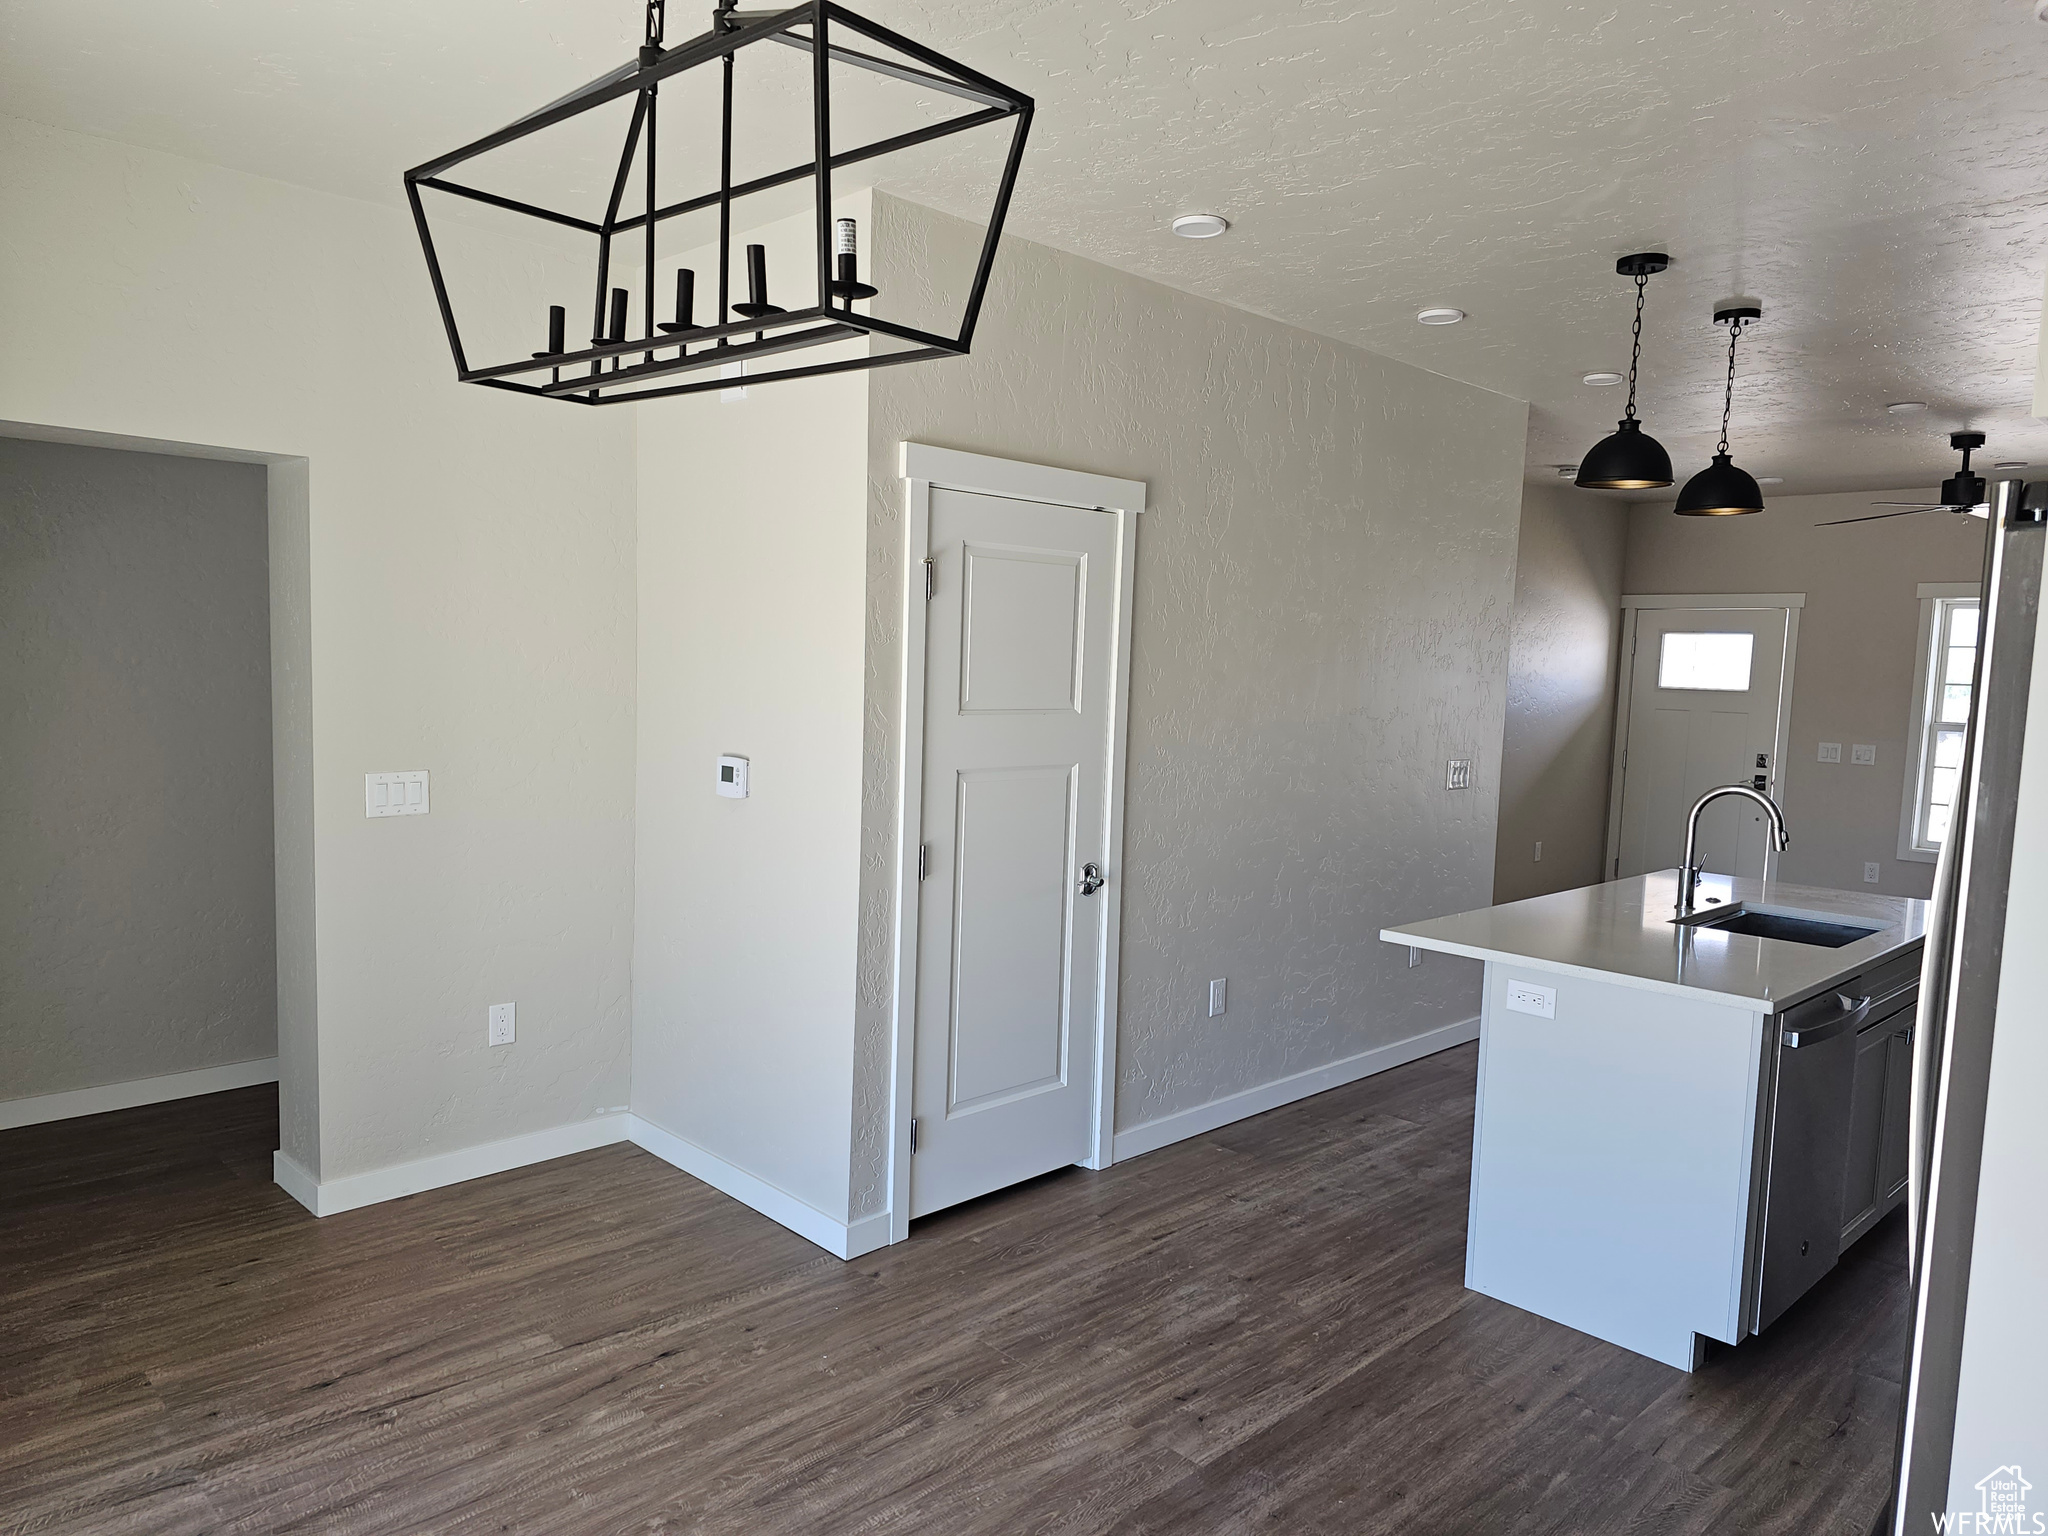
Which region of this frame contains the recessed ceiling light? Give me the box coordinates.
[1416,306,1465,325]
[1887,401,1928,414]
[1582,371,1625,386]
[1757,476,1784,485]
[1997,460,2029,469]
[1171,213,1229,239]
[1556,465,1580,477]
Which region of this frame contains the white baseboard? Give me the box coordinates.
[626,1113,885,1261]
[266,1105,886,1261]
[0,1056,280,1131]
[272,1113,633,1218]
[1110,1016,1481,1162]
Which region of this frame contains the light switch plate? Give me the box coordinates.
[1851,744,1877,765]
[366,770,430,818]
[716,755,749,798]
[488,1002,515,1046]
[1505,978,1557,1020]
[1445,758,1474,791]
[1208,978,1227,1017]
[1818,742,1842,763]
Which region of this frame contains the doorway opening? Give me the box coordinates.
[0,425,312,1162]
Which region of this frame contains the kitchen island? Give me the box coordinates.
[1383,870,1926,1370]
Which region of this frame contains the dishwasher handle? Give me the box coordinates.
[1782,993,1872,1049]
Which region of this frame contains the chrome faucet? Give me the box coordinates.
[1676,784,1790,916]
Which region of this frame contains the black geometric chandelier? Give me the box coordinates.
[404,0,1032,405]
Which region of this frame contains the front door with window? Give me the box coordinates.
[1611,605,1795,881]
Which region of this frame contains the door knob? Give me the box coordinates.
[1078,861,1106,896]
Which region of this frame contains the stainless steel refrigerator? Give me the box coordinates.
[1888,477,2045,1532]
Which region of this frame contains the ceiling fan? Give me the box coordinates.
[1818,432,1991,527]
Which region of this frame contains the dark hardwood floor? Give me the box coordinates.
[0,1045,1905,1535]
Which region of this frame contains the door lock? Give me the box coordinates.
[1077,861,1106,896]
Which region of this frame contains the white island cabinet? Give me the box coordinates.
[1384,871,1926,1371]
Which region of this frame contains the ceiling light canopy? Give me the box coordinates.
[403,0,1032,405]
[1577,254,1673,490]
[1171,213,1229,238]
[1416,306,1465,325]
[1674,305,1765,516]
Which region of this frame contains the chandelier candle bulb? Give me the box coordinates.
[663,268,695,333]
[831,217,878,302]
[733,243,785,320]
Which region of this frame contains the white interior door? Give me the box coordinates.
[910,487,1120,1219]
[1613,605,1794,881]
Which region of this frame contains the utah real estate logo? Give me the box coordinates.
[1935,1465,2042,1534]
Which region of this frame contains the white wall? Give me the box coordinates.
[1945,589,2048,1505]
[849,192,1530,1215]
[1624,487,1986,899]
[631,204,872,1224]
[1495,480,1629,903]
[0,115,638,1181]
[0,438,276,1101]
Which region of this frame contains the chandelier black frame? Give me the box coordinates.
[403,0,1033,405]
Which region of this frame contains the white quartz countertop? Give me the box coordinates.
[1381,871,1927,1012]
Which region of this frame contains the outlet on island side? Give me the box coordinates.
[488,1002,516,1046]
[1864,862,1881,884]
[1533,840,1543,863]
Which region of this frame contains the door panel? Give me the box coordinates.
[960,547,1085,713]
[946,765,1076,1110]
[912,488,1121,1220]
[1615,606,1792,880]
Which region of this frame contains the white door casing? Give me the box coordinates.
[1606,594,1803,882]
[888,445,1142,1241]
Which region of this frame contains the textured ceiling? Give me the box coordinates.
[5,0,2047,497]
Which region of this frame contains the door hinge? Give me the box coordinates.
[917,843,929,880]
[923,557,935,601]
[909,1117,919,1153]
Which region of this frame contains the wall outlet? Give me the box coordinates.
[488,1002,515,1046]
[1445,758,1474,791]
[1533,840,1543,863]
[365,770,430,817]
[1818,742,1842,763]
[1207,978,1227,1018]
[1864,862,1881,884]
[1504,978,1556,1020]
[1851,744,1877,766]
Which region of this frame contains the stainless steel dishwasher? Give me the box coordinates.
[1754,952,1921,1331]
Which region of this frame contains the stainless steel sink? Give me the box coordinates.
[1672,902,1881,949]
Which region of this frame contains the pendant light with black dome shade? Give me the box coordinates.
[1674,305,1765,517]
[1576,253,1674,490]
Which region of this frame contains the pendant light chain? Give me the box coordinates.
[1716,317,1746,457]
[1624,273,1647,423]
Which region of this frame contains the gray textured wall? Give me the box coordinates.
[1,437,276,1102]
[1494,481,1629,903]
[848,193,1530,1216]
[1624,487,1986,899]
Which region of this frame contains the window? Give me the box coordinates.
[1900,586,1982,862]
[1658,631,1755,692]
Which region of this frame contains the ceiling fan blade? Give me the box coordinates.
[1819,507,1948,527]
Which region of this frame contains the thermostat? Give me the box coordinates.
[716,755,749,798]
